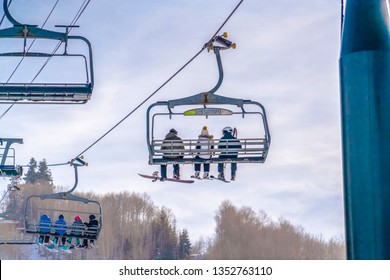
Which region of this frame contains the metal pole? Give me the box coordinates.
[339,0,390,259]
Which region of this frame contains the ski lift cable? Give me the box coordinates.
[20,161,70,168]
[0,0,91,120]
[0,0,62,120]
[4,0,61,87]
[72,0,244,160]
[70,0,90,26]
[29,0,92,83]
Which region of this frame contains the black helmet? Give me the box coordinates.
[169,128,178,135]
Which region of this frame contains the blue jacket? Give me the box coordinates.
[39,215,52,233]
[54,217,67,236]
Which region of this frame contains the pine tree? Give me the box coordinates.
[152,208,178,260]
[178,229,192,260]
[37,159,53,182]
[23,158,53,184]
[23,158,38,184]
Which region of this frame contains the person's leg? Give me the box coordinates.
[173,164,180,178]
[218,162,225,180]
[203,163,210,179]
[160,165,167,179]
[194,163,201,178]
[218,163,223,173]
[231,163,237,180]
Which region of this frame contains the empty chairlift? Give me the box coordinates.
[0,0,94,104]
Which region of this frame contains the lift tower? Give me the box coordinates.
[340,0,390,259]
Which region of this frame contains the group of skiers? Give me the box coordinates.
[160,125,242,181]
[38,213,99,249]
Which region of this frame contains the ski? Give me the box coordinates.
[191,175,213,180]
[138,173,194,184]
[210,175,230,183]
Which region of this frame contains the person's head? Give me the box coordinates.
[200,126,213,138]
[59,214,64,220]
[89,214,96,220]
[222,126,233,135]
[169,128,178,135]
[74,216,81,221]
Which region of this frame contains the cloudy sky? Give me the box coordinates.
[0,0,344,242]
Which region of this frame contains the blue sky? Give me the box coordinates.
[0,0,343,242]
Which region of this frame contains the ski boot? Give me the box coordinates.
[194,171,200,179]
[218,172,225,181]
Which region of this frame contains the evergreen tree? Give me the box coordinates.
[152,208,178,260]
[37,159,53,182]
[23,158,53,184]
[178,229,192,260]
[23,158,38,184]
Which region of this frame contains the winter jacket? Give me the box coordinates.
[39,215,52,233]
[54,217,67,236]
[218,132,242,157]
[85,218,99,237]
[71,219,86,236]
[161,132,185,159]
[195,136,214,159]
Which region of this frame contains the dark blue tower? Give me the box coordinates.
[340,0,390,259]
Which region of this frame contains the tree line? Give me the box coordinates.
[0,158,345,260]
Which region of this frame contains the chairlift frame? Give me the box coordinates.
[146,37,271,166]
[0,0,94,104]
[0,137,23,177]
[24,159,103,240]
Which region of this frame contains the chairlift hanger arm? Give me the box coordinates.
[3,0,22,26]
[167,42,244,108]
[1,0,63,40]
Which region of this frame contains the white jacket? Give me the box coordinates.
[196,136,214,159]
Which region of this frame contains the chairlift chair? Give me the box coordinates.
[23,160,102,241]
[146,34,271,166]
[0,0,94,104]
